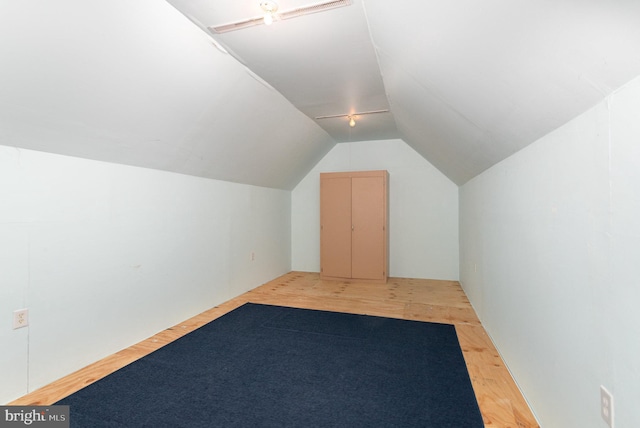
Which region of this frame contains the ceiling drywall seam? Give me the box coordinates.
[244,66,278,92]
[360,1,399,134]
[373,48,491,149]
[371,48,498,185]
[164,3,228,55]
[580,73,613,99]
[168,2,294,100]
[361,2,496,186]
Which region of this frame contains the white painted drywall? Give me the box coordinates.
[292,139,459,280]
[0,145,291,404]
[459,75,640,428]
[0,0,333,191]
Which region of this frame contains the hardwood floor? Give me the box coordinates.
[10,271,539,427]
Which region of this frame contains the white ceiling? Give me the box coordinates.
[2,0,640,189]
[166,0,397,143]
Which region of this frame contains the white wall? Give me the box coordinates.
[459,76,640,428]
[0,145,291,404]
[292,139,459,280]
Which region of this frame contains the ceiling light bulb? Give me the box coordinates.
[260,1,278,26]
[349,117,356,127]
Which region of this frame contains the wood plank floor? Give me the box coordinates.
[10,271,539,427]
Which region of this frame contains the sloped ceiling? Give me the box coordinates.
[2,1,640,189]
[366,0,640,183]
[0,0,334,190]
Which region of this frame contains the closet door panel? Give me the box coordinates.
[320,176,352,278]
[351,176,385,280]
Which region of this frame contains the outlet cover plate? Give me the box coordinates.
[601,385,614,427]
[13,308,29,329]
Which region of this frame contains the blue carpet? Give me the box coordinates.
[57,303,484,427]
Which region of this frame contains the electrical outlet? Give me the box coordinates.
[250,251,255,262]
[13,308,29,329]
[601,385,614,427]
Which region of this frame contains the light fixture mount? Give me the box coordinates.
[315,109,389,128]
[260,1,279,25]
[209,0,352,34]
[260,1,279,14]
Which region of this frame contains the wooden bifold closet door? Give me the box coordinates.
[320,170,388,282]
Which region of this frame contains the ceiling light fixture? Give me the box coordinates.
[260,1,278,26]
[315,109,390,128]
[209,0,352,34]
